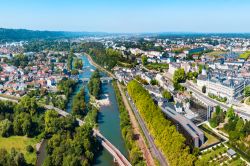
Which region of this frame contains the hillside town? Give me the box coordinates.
[0,35,250,166]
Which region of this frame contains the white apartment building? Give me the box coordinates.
[197,76,248,102]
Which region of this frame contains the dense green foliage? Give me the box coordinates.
[173,68,186,83]
[0,97,45,165]
[72,88,86,117]
[0,97,44,138]
[127,80,195,166]
[186,71,198,80]
[0,28,98,42]
[57,78,77,98]
[134,75,149,85]
[162,90,172,101]
[209,106,225,128]
[67,52,74,70]
[74,58,83,70]
[116,39,164,52]
[223,108,250,160]
[43,110,99,166]
[145,63,169,71]
[141,55,148,65]
[80,42,136,70]
[113,82,145,165]
[27,89,67,110]
[195,144,227,166]
[88,70,101,99]
[12,54,29,68]
[0,148,27,166]
[208,93,227,103]
[173,68,186,91]
[244,86,250,97]
[24,41,71,52]
[150,79,158,85]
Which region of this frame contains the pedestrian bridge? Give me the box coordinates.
[81,77,113,83]
[44,105,131,166]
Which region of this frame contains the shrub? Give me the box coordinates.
[26,145,34,153]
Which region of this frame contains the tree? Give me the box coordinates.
[162,90,172,101]
[26,145,34,153]
[235,118,244,133]
[44,110,60,135]
[150,79,158,85]
[0,119,13,137]
[244,86,250,97]
[209,106,225,128]
[187,72,193,80]
[73,58,83,70]
[15,96,38,115]
[0,148,27,166]
[72,88,86,116]
[13,113,32,136]
[127,80,195,165]
[202,85,206,93]
[173,68,186,84]
[198,64,203,74]
[71,69,79,75]
[226,107,235,120]
[88,70,101,99]
[141,55,148,65]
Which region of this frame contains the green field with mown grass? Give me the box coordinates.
[0,136,39,165]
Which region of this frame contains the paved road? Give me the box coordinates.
[117,82,155,166]
[184,82,250,119]
[125,92,168,166]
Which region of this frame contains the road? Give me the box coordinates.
[85,53,116,79]
[125,92,168,166]
[184,82,250,119]
[117,82,155,166]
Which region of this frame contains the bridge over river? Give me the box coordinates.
[81,77,113,83]
[0,96,131,166]
[44,104,132,166]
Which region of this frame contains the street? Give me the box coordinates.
[125,92,168,166]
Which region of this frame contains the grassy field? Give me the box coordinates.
[0,136,39,165]
[205,51,226,58]
[145,63,169,71]
[239,51,250,60]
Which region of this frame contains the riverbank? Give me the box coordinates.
[86,53,154,165]
[78,55,128,166]
[113,81,155,166]
[85,53,115,78]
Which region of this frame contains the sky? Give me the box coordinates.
[0,0,250,33]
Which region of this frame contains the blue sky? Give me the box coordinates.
[0,0,249,33]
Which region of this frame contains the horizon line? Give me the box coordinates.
[1,27,250,35]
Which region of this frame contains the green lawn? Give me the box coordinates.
[228,158,246,166]
[239,51,250,60]
[0,136,39,165]
[205,51,225,57]
[196,145,227,165]
[201,129,220,148]
[145,63,169,71]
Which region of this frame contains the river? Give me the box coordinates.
[67,55,128,166]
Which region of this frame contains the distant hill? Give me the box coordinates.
[0,28,107,41]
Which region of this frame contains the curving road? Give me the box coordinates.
[184,82,250,120]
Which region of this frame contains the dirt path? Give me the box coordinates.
[117,82,155,166]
